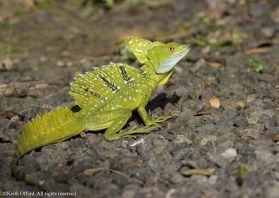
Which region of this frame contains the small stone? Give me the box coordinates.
[221,148,237,162]
[254,148,274,162]
[121,139,129,148]
[247,94,257,103]
[169,172,184,184]
[245,109,261,124]
[166,189,177,198]
[191,175,208,183]
[191,58,206,73]
[208,175,218,185]
[214,155,229,168]
[28,88,43,98]
[266,183,279,198]
[0,59,14,71]
[221,99,238,111]
[80,132,86,138]
[261,27,274,38]
[40,56,47,62]
[173,135,192,145]
[66,61,73,67]
[10,116,20,122]
[121,190,135,198]
[199,135,217,146]
[56,60,65,67]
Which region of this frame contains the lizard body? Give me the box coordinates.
[11,37,189,186]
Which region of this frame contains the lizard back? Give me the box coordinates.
[70,63,150,111]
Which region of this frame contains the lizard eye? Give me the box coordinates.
[169,46,174,52]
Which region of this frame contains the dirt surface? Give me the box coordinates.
[0,0,279,198]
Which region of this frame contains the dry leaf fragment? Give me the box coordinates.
[244,48,268,55]
[80,131,86,138]
[0,59,14,71]
[0,133,13,143]
[236,101,245,108]
[83,168,104,176]
[207,62,221,68]
[192,111,210,116]
[182,168,215,176]
[263,132,279,143]
[208,96,220,108]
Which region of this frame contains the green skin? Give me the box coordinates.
[11,37,189,186]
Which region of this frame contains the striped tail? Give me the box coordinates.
[11,106,85,187]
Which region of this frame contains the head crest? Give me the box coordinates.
[124,37,152,64]
[125,37,190,74]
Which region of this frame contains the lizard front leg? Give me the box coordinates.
[137,92,173,127]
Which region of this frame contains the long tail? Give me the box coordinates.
[11,106,85,187]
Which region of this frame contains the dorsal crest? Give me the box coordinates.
[124,37,152,64]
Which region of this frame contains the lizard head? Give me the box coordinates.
[124,37,189,74]
[147,42,190,74]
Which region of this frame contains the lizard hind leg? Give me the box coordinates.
[103,109,132,141]
[102,109,161,141]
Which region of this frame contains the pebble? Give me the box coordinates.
[0,59,13,71]
[56,60,65,67]
[221,148,237,162]
[173,135,193,145]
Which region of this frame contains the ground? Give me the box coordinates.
[0,0,278,198]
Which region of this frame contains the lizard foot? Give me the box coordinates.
[145,114,174,126]
[117,124,161,139]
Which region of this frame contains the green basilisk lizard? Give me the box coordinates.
[11,36,190,185]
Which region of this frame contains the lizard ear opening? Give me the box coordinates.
[124,37,152,64]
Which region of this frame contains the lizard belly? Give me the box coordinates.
[85,121,113,131]
[82,93,142,131]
